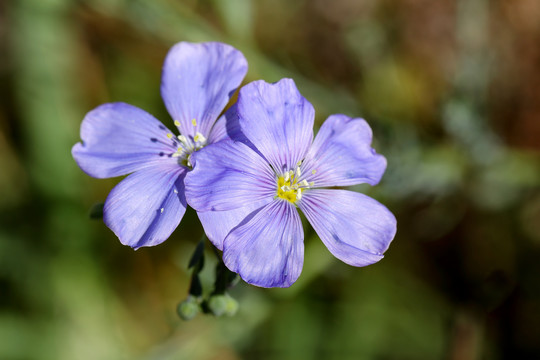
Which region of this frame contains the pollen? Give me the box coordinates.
[193,132,206,144]
[192,118,197,126]
[169,129,208,169]
[174,120,181,126]
[275,163,313,203]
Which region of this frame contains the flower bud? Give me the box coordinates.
[177,296,199,321]
[224,295,239,316]
[208,294,239,317]
[208,295,228,317]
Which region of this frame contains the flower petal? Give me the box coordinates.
[206,105,242,144]
[223,200,304,288]
[161,42,247,138]
[103,164,187,249]
[185,140,275,212]
[301,114,387,187]
[206,111,229,145]
[207,104,262,157]
[299,189,396,267]
[72,102,179,179]
[196,198,269,250]
[237,79,314,173]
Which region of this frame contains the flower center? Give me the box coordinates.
[276,162,313,203]
[168,119,207,168]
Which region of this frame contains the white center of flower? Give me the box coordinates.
[167,119,206,168]
[276,161,314,203]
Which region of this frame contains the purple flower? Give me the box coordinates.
[185,78,397,288]
[72,42,247,249]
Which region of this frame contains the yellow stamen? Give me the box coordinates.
[276,176,298,202]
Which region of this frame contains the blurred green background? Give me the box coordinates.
[2,0,540,359]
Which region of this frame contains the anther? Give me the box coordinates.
[178,135,188,143]
[276,163,315,203]
[172,149,184,158]
[194,132,206,144]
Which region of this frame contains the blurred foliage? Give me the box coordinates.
[1,0,540,359]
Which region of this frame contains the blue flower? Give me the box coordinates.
[185,79,397,288]
[72,42,247,249]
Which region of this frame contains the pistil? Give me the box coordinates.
[169,119,207,168]
[276,162,314,202]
